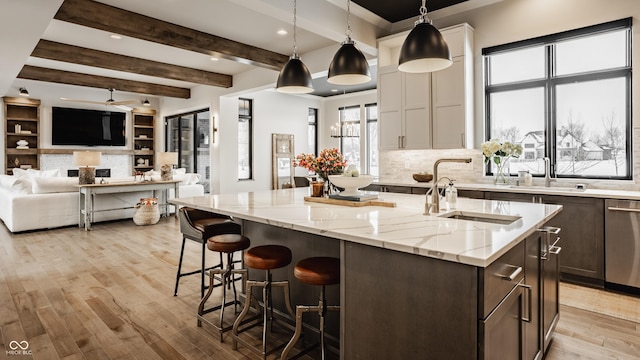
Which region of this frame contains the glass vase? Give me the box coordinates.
[494,157,509,185]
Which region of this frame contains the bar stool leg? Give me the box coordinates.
[280,286,339,360]
[174,237,187,296]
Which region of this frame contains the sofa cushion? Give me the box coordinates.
[0,175,32,194]
[31,177,78,194]
[13,168,62,178]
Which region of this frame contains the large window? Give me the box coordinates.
[366,104,378,176]
[339,106,361,169]
[308,108,318,155]
[238,98,253,180]
[484,18,632,179]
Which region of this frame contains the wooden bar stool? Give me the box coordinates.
[175,207,241,298]
[281,257,340,360]
[197,234,251,341]
[232,245,296,359]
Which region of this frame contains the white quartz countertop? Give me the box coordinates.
[373,180,640,199]
[170,188,562,268]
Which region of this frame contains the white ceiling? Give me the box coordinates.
[1,0,498,100]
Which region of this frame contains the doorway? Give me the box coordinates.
[165,109,211,193]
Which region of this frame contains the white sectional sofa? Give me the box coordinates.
[0,168,204,232]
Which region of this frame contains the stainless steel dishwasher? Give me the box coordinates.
[605,199,640,288]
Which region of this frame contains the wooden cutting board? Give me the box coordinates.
[304,196,396,208]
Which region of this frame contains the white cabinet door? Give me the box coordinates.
[403,72,431,149]
[378,68,403,150]
[432,57,466,149]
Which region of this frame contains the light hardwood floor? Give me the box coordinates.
[1,217,639,359]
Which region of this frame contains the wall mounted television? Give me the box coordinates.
[52,107,126,146]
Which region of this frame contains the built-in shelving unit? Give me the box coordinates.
[132,108,156,172]
[4,96,40,175]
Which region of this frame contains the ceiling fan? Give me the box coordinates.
[61,88,139,110]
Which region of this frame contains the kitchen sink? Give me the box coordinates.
[439,211,521,224]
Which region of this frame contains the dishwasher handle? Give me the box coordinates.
[608,206,640,213]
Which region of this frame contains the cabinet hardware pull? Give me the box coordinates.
[402,135,406,148]
[398,136,402,149]
[519,283,532,322]
[461,133,465,147]
[549,246,562,255]
[607,206,640,213]
[501,266,522,281]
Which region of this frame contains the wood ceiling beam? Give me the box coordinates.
[32,40,232,88]
[18,65,191,99]
[54,0,289,71]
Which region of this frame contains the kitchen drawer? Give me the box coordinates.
[479,241,525,318]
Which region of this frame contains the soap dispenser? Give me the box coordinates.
[445,179,458,210]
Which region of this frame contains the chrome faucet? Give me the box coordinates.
[544,157,552,187]
[426,158,472,214]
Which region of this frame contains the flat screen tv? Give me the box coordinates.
[52,107,126,146]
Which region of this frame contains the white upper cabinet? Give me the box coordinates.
[377,23,474,150]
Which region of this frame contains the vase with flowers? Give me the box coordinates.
[294,148,347,196]
[482,138,523,185]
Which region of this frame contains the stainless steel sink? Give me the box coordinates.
[438,211,521,224]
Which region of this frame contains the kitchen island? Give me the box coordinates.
[171,188,562,359]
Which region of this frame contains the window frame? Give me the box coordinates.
[308,108,318,156]
[483,18,632,180]
[237,98,253,181]
[365,103,378,176]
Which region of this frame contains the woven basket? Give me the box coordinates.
[133,200,160,225]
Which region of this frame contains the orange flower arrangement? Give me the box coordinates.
[294,148,347,182]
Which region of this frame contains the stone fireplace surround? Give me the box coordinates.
[40,153,134,178]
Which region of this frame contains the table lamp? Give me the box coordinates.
[157,152,178,181]
[73,151,101,184]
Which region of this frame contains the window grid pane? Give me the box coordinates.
[366,104,378,176]
[339,106,360,169]
[238,98,252,180]
[484,20,630,180]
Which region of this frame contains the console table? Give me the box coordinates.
[78,180,180,231]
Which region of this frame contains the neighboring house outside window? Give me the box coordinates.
[483,18,631,180]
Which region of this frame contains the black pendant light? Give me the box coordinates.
[398,0,452,73]
[276,0,314,94]
[327,0,371,85]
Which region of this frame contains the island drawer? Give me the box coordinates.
[478,241,525,318]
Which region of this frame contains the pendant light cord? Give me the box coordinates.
[345,0,353,43]
[292,0,299,58]
[417,0,431,25]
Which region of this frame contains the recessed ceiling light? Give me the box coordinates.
[210,57,219,61]
[110,34,122,40]
[331,89,339,93]
[277,29,288,36]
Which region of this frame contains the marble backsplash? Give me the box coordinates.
[378,148,485,184]
[378,148,640,191]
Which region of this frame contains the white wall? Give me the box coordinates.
[217,89,323,194]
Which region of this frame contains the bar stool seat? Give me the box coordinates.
[281,257,340,360]
[232,245,296,359]
[245,245,293,270]
[198,234,251,342]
